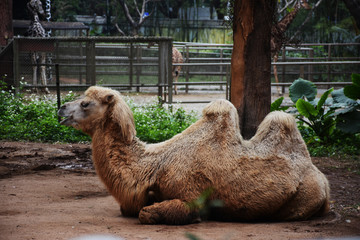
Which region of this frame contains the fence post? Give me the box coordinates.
[13,38,20,94]
[327,44,332,88]
[86,39,96,86]
[158,40,172,104]
[129,42,133,89]
[309,48,313,81]
[226,64,230,100]
[79,41,83,84]
[136,45,141,92]
[185,45,190,93]
[281,48,286,94]
[300,65,304,78]
[56,64,61,123]
[220,48,224,90]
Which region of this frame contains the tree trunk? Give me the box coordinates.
[0,0,13,46]
[230,0,276,139]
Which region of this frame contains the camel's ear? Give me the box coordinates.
[102,94,114,104]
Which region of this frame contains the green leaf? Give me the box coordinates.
[337,111,360,134]
[296,99,318,118]
[321,117,336,137]
[317,88,333,110]
[332,88,357,105]
[270,97,284,112]
[344,85,360,100]
[289,78,317,103]
[351,73,360,87]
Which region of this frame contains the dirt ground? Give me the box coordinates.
[0,141,359,240]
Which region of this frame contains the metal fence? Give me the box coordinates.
[11,36,175,102]
[5,37,360,104]
[173,42,360,95]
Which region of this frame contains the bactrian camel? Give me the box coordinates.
[58,86,330,225]
[172,47,183,95]
[147,42,183,95]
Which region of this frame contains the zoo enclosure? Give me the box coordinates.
[173,42,360,94]
[10,36,175,102]
[5,37,360,104]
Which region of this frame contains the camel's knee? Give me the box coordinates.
[138,199,200,225]
[277,171,330,220]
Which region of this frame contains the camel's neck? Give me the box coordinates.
[90,121,150,216]
[91,121,144,182]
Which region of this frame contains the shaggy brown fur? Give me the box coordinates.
[58,86,330,225]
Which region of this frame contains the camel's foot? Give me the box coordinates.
[138,199,200,225]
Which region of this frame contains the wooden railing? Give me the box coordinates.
[5,37,360,104]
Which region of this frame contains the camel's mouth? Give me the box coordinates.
[59,116,72,126]
[57,109,74,126]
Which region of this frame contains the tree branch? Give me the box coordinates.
[114,23,126,36]
[118,0,136,26]
[134,0,141,16]
[289,0,324,42]
[138,0,154,25]
[278,0,297,14]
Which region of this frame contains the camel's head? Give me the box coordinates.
[58,86,136,142]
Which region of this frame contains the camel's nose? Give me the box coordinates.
[57,104,67,116]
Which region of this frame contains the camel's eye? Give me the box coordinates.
[81,101,90,108]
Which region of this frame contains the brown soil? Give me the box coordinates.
[0,141,359,240]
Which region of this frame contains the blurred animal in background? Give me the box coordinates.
[26,0,49,93]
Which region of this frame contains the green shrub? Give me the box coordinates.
[332,73,360,134]
[272,77,360,157]
[0,80,197,143]
[0,82,90,143]
[129,100,198,143]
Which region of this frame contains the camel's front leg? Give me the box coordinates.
[138,199,200,225]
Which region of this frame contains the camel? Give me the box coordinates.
[58,86,330,225]
[147,42,183,95]
[172,47,183,95]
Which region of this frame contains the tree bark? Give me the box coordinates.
[0,0,13,46]
[230,0,276,139]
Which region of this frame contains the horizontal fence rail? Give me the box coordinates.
[3,37,359,104]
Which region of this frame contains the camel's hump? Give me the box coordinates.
[202,99,236,117]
